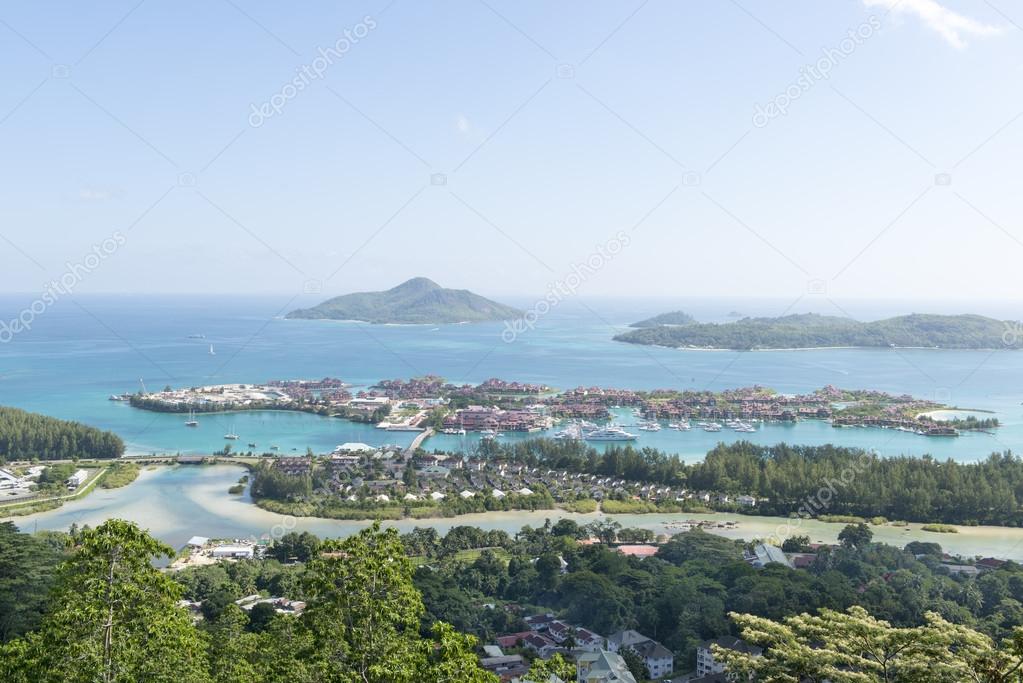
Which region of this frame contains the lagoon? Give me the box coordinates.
[8,464,1023,561]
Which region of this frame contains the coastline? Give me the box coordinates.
[9,462,1023,560]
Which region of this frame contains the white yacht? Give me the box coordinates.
[224,425,239,440]
[185,409,198,427]
[702,422,722,432]
[584,426,638,441]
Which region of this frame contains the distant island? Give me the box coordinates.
[285,277,522,324]
[629,310,695,328]
[614,313,1015,351]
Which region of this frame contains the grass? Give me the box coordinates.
[409,547,511,567]
[817,514,866,524]
[922,523,959,534]
[100,463,140,489]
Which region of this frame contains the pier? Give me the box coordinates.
[404,427,434,456]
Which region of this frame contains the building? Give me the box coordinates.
[607,629,673,679]
[211,544,255,559]
[576,650,637,683]
[695,636,762,678]
[744,543,793,569]
[0,468,22,490]
[480,654,528,680]
[66,469,89,490]
[616,545,658,559]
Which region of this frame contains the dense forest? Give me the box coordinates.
[471,439,1023,526]
[5,519,1023,682]
[0,406,124,461]
[614,312,1013,350]
[0,520,500,683]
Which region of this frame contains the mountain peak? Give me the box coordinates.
[393,277,441,292]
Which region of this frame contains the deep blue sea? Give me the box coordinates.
[0,294,1021,463]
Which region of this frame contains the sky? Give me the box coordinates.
[1,0,1022,309]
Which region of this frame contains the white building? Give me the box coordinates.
[576,650,636,683]
[211,544,255,559]
[0,469,21,490]
[607,629,673,679]
[695,636,762,678]
[66,469,89,490]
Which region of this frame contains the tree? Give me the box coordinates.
[619,646,650,681]
[782,534,811,552]
[587,520,622,545]
[718,605,1023,683]
[523,652,576,681]
[838,523,873,550]
[0,519,210,683]
[269,531,320,563]
[301,522,497,682]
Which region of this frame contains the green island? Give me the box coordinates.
[284,277,523,324]
[614,312,1017,350]
[628,310,695,327]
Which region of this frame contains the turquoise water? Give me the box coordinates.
[0,295,1021,461]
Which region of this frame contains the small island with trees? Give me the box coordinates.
[285,277,523,324]
[614,312,1017,351]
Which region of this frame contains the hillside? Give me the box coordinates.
[614,313,1014,350]
[629,310,695,328]
[0,406,124,461]
[285,277,523,324]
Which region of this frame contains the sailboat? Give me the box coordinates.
[185,409,198,427]
[208,344,216,356]
[224,424,239,440]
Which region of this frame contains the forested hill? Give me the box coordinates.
[614,312,1014,350]
[285,277,522,324]
[628,310,695,327]
[0,407,124,461]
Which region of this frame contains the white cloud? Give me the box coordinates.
[864,0,1004,49]
[455,114,471,135]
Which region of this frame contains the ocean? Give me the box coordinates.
[0,294,1020,462]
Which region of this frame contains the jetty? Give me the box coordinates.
[404,428,434,456]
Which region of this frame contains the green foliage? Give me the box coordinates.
[720,605,1023,682]
[0,406,124,460]
[839,523,874,549]
[523,652,576,681]
[0,519,210,683]
[0,523,66,642]
[99,463,139,489]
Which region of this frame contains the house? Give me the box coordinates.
[496,631,533,649]
[522,632,558,657]
[430,491,446,501]
[0,468,22,490]
[518,487,534,496]
[459,490,476,499]
[695,636,761,678]
[978,557,1007,571]
[943,563,981,577]
[574,628,605,652]
[735,495,756,507]
[492,488,507,499]
[479,654,528,680]
[185,536,209,549]
[607,630,673,679]
[576,650,637,683]
[745,543,793,569]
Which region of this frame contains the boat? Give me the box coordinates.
[270,445,279,451]
[480,429,498,437]
[185,409,198,427]
[247,443,257,448]
[583,426,637,441]
[187,334,206,339]
[224,425,239,440]
[637,421,661,432]
[702,422,722,432]
[208,344,216,356]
